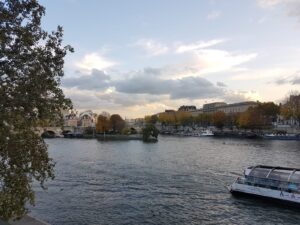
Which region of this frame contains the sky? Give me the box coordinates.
[40,0,300,118]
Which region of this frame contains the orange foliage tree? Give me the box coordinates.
[158,111,191,126]
[96,115,111,133]
[212,111,226,129]
[195,113,212,127]
[238,107,265,129]
[144,115,158,124]
[158,112,176,125]
[110,114,125,133]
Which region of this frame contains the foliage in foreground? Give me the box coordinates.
[0,0,72,220]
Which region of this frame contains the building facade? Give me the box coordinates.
[64,111,79,127]
[178,105,197,112]
[79,110,97,127]
[203,102,227,113]
[217,101,258,114]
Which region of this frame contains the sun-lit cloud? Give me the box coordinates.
[194,49,257,74]
[175,39,225,53]
[222,90,262,103]
[135,39,169,56]
[75,53,115,73]
[173,39,257,76]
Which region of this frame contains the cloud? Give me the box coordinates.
[217,81,227,87]
[175,39,225,53]
[114,70,224,100]
[207,11,221,20]
[135,39,169,56]
[98,92,164,107]
[75,53,115,73]
[194,49,257,74]
[274,70,300,85]
[173,39,257,75]
[257,0,282,8]
[62,69,111,90]
[62,65,264,117]
[223,90,262,103]
[62,67,224,100]
[257,0,300,20]
[292,76,300,84]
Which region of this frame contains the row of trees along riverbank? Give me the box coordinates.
[145,99,300,130]
[94,113,158,142]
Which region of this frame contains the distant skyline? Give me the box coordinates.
[40,0,300,118]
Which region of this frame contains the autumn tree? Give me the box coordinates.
[175,111,191,125]
[224,113,239,129]
[237,102,280,130]
[212,111,226,129]
[158,112,176,125]
[195,113,212,127]
[238,107,265,129]
[144,114,158,124]
[110,114,125,133]
[257,102,280,124]
[281,94,300,126]
[0,0,73,220]
[96,115,111,133]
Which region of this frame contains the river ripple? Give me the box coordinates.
[31,136,300,225]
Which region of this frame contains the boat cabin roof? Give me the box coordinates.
[247,165,300,184]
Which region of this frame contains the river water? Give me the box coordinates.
[31,136,300,225]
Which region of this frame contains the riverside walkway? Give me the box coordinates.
[9,215,50,225]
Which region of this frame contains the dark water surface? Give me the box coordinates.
[31,136,300,225]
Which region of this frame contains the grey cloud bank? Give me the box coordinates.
[63,68,224,100]
[62,69,111,90]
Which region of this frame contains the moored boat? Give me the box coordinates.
[230,165,300,205]
[263,133,300,140]
[194,129,214,137]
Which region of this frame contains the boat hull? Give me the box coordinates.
[263,136,300,140]
[230,183,300,205]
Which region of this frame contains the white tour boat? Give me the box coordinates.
[193,129,214,137]
[230,165,300,205]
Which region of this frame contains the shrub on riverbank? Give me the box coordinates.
[142,125,159,142]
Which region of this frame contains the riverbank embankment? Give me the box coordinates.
[9,215,50,225]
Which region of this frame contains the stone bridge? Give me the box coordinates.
[35,127,63,137]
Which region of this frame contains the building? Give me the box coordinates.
[125,118,144,132]
[203,102,227,113]
[190,109,203,117]
[276,95,300,128]
[165,109,176,113]
[79,110,97,127]
[64,111,79,127]
[178,105,197,112]
[201,101,257,114]
[290,95,300,103]
[217,101,258,114]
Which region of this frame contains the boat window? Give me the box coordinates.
[249,168,270,178]
[290,171,300,184]
[268,169,290,182]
